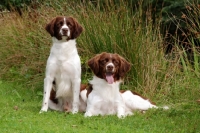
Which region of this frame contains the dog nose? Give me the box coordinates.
[107,65,114,70]
[62,28,68,33]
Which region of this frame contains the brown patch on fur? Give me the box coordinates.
[50,89,58,104]
[80,84,93,98]
[86,84,93,98]
[80,84,88,91]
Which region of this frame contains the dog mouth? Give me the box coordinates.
[62,33,69,36]
[105,72,114,84]
[60,30,70,38]
[60,34,70,40]
[61,33,69,37]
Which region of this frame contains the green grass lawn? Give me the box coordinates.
[0,81,199,133]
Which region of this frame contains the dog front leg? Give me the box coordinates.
[117,104,125,118]
[40,76,54,113]
[84,104,95,117]
[71,78,81,114]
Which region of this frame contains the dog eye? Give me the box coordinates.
[113,60,119,65]
[56,21,63,27]
[100,59,107,64]
[67,22,72,27]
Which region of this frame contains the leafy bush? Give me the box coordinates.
[0,0,42,15]
[142,0,200,54]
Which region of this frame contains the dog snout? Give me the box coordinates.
[107,65,114,71]
[62,28,68,34]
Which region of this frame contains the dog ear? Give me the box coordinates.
[45,17,57,37]
[118,55,131,78]
[88,54,101,76]
[68,17,83,39]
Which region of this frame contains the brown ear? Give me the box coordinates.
[87,54,101,76]
[45,17,57,37]
[69,17,83,39]
[118,55,131,78]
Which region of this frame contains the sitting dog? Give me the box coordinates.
[40,16,83,114]
[83,52,157,118]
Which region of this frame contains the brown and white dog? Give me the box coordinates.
[83,52,158,118]
[40,16,83,114]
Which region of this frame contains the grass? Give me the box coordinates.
[0,0,200,132]
[0,81,199,133]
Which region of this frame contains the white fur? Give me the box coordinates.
[84,76,125,118]
[80,89,87,103]
[122,91,157,111]
[40,37,81,114]
[79,90,87,112]
[84,76,157,118]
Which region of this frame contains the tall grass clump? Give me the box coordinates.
[0,0,199,102]
[160,0,200,102]
[0,12,46,88]
[72,1,173,98]
[181,0,200,74]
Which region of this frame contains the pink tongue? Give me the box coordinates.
[106,75,114,84]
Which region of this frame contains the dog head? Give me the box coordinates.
[45,16,83,40]
[88,52,131,84]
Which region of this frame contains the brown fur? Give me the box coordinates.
[80,84,93,98]
[80,84,88,91]
[87,52,131,82]
[45,16,83,40]
[49,89,58,104]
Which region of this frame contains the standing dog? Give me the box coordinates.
[40,16,83,114]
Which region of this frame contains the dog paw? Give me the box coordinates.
[39,109,47,114]
[72,108,79,114]
[84,111,92,117]
[39,107,48,113]
[117,113,126,119]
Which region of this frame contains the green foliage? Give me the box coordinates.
[0,0,39,9]
[145,0,200,53]
[0,0,42,16]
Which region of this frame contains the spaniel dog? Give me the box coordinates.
[83,52,158,118]
[40,16,83,114]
